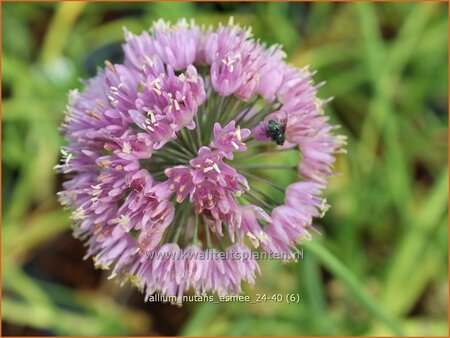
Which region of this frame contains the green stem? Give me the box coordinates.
[234,98,260,125]
[204,222,213,249]
[217,95,230,123]
[215,232,226,251]
[203,94,229,144]
[250,186,282,205]
[170,203,189,243]
[185,128,199,154]
[194,113,203,149]
[219,95,242,124]
[235,164,297,170]
[150,170,165,178]
[244,191,274,211]
[234,146,297,162]
[175,132,197,157]
[160,144,193,162]
[243,101,281,129]
[241,171,285,192]
[192,213,199,246]
[40,3,86,63]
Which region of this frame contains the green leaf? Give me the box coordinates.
[304,240,405,336]
[382,169,448,316]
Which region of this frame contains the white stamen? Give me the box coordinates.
[212,163,221,173]
[65,153,73,166]
[107,272,117,280]
[105,60,116,73]
[144,55,154,67]
[91,189,101,197]
[95,99,106,108]
[257,231,268,242]
[247,232,259,248]
[71,207,85,220]
[122,142,131,154]
[111,214,130,226]
[147,111,156,123]
[236,126,242,141]
[100,159,111,167]
[320,199,330,217]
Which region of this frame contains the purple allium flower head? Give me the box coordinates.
[56,17,346,303]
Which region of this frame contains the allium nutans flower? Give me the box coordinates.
[55,18,346,302]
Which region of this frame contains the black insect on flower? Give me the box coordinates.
[265,119,286,145]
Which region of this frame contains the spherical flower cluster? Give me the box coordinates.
[56,18,345,303]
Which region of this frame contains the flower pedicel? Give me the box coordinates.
[55,18,346,302]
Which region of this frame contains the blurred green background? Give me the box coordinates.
[2,2,448,336]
